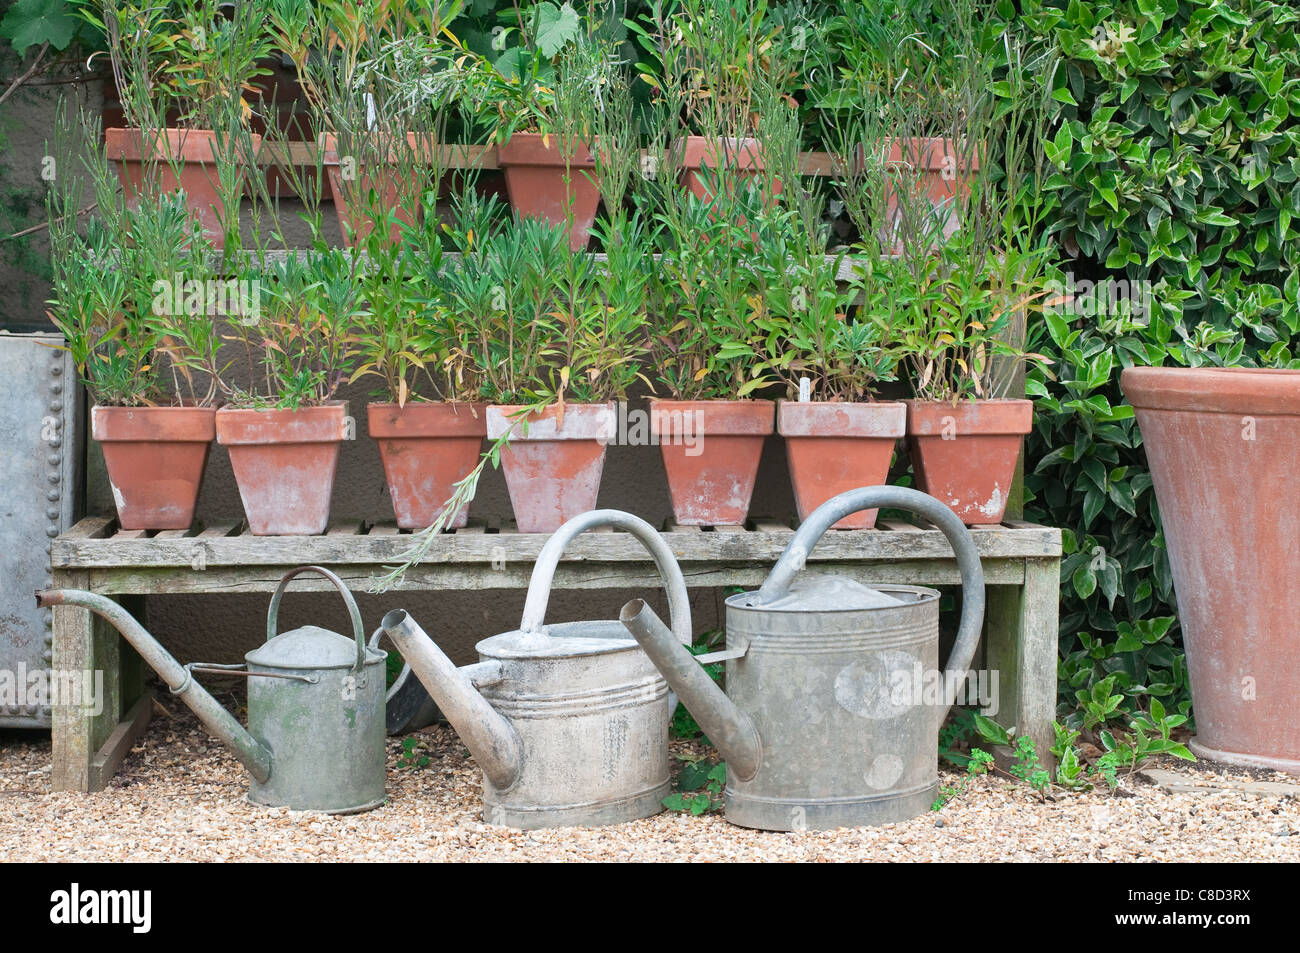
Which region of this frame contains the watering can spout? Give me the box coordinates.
[380,609,523,792]
[34,589,274,784]
[618,600,762,782]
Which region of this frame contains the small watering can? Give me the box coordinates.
[37,565,387,813]
[619,485,985,831]
[381,509,692,829]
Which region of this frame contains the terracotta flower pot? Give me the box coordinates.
[863,137,974,250]
[91,405,215,530]
[778,401,906,530]
[676,136,780,203]
[321,133,432,248]
[650,399,774,526]
[486,403,615,533]
[215,403,349,536]
[368,401,487,530]
[905,399,1032,525]
[496,134,600,251]
[104,128,261,250]
[1122,366,1300,773]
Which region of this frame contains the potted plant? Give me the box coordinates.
[352,191,488,530]
[84,0,270,250]
[629,0,785,212]
[740,106,906,530]
[441,203,646,532]
[269,0,468,247]
[46,113,226,530]
[641,163,775,526]
[463,4,605,250]
[891,38,1056,525]
[216,248,363,535]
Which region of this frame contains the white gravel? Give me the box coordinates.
[1,704,1297,862]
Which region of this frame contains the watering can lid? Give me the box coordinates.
[246,625,382,670]
[737,573,906,611]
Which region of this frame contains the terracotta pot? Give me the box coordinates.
[676,136,781,203]
[104,128,261,250]
[368,401,487,530]
[496,134,600,251]
[486,403,615,533]
[778,401,906,530]
[861,137,974,250]
[320,133,433,247]
[650,400,774,526]
[215,402,348,536]
[92,405,215,530]
[905,399,1032,525]
[1122,366,1300,774]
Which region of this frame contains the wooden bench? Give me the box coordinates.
[49,514,1062,793]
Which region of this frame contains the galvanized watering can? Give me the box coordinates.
[37,566,387,813]
[619,485,985,831]
[381,509,691,829]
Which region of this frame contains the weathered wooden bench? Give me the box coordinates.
[48,514,1061,793]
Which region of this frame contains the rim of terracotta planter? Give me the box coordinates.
[777,400,906,438]
[91,404,216,442]
[496,133,595,168]
[367,401,487,438]
[676,135,766,171]
[648,399,774,436]
[1123,366,1300,415]
[863,136,978,173]
[486,402,616,441]
[905,398,1033,435]
[215,401,349,445]
[318,131,443,166]
[104,127,261,163]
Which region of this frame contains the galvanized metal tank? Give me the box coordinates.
[620,485,986,831]
[246,566,388,813]
[383,509,692,829]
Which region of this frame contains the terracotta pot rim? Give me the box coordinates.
[675,135,766,170]
[486,402,615,441]
[777,400,906,438]
[216,401,348,445]
[367,400,488,438]
[649,399,774,436]
[92,404,216,442]
[318,131,442,165]
[1122,366,1300,416]
[905,398,1033,436]
[104,127,261,163]
[497,133,596,168]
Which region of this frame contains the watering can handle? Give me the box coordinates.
[267,565,368,673]
[757,486,986,723]
[519,510,692,645]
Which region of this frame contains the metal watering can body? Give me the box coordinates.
[383,509,692,829]
[37,566,387,814]
[620,485,986,831]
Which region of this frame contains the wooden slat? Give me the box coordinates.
[198,520,240,538]
[752,519,792,533]
[456,521,486,535]
[53,523,1061,569]
[879,520,923,533]
[368,523,401,536]
[112,529,148,541]
[328,521,363,536]
[63,516,115,539]
[1003,519,1045,530]
[667,523,701,533]
[88,693,152,791]
[153,528,193,540]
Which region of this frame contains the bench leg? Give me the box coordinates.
[51,573,150,792]
[984,558,1060,766]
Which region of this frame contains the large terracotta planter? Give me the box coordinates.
[215,402,348,536]
[104,128,261,250]
[779,401,905,530]
[486,403,615,533]
[1122,367,1300,773]
[497,134,599,251]
[92,405,215,530]
[368,401,486,530]
[650,399,774,526]
[321,133,432,247]
[905,399,1032,525]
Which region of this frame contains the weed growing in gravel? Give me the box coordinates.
[663,754,726,816]
[396,737,431,770]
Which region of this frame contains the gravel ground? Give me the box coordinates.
[1,702,1297,862]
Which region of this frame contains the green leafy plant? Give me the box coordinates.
[663,753,726,816]
[396,735,431,769]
